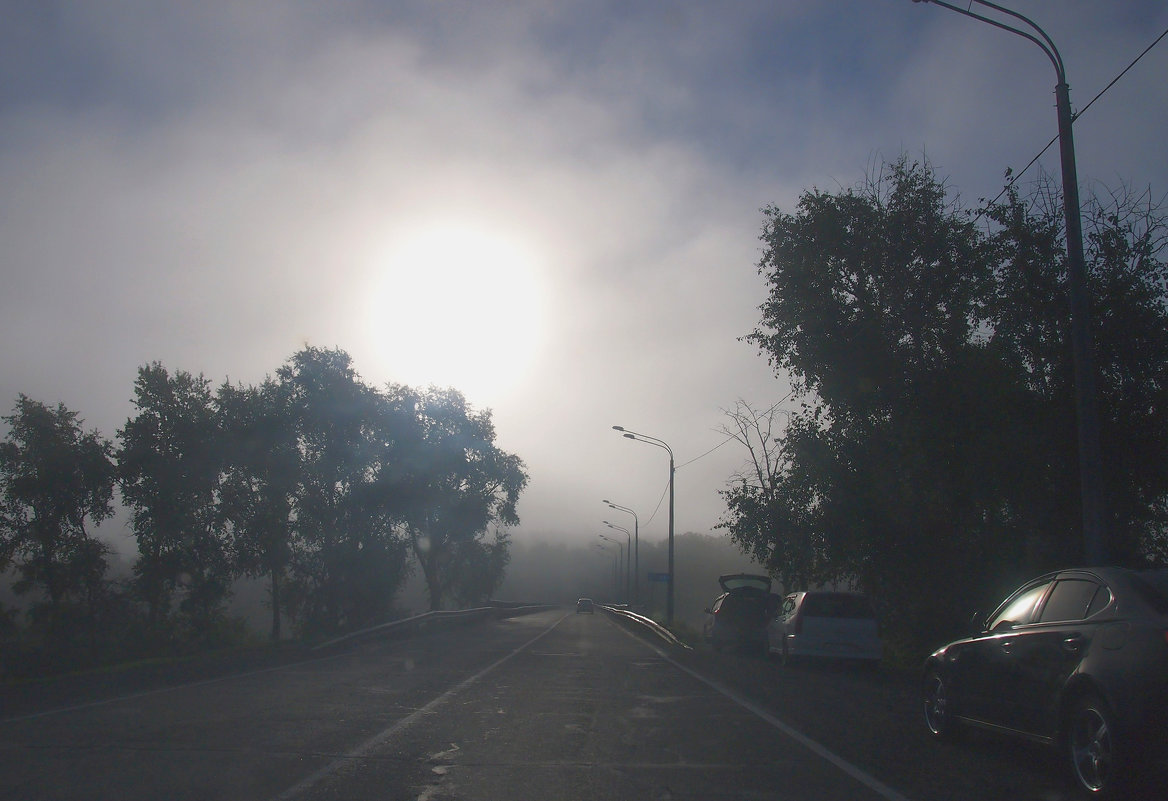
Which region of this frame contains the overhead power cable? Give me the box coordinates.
[981,24,1168,211]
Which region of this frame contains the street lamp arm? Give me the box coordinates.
[914,0,1063,80]
[612,425,674,459]
[603,500,638,522]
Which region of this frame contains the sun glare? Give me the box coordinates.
[363,222,547,402]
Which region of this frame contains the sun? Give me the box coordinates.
[362,221,547,402]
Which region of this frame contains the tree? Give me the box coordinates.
[117,364,229,636]
[984,181,1168,565]
[217,378,298,640]
[736,157,1168,656]
[717,400,825,593]
[400,387,527,610]
[0,396,116,633]
[277,347,414,633]
[446,528,511,608]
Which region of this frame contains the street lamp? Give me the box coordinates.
[912,0,1105,564]
[598,534,625,603]
[613,425,676,624]
[603,500,640,607]
[603,521,631,606]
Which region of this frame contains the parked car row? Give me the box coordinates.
[702,567,1168,796]
[701,574,882,667]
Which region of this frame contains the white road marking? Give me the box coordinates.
[611,621,914,801]
[271,612,569,801]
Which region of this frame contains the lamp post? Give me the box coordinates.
[911,0,1105,564]
[613,425,676,624]
[603,521,631,606]
[603,500,639,608]
[598,534,625,603]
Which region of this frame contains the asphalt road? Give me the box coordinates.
[0,609,1150,800]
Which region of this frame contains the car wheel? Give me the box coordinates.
[923,668,957,740]
[1065,694,1122,797]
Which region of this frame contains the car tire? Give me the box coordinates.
[923,668,958,740]
[1064,694,1124,798]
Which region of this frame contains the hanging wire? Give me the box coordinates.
[979,25,1168,213]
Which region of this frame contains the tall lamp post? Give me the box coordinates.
[613,425,676,624]
[603,521,631,606]
[603,500,639,607]
[911,0,1105,564]
[598,534,625,603]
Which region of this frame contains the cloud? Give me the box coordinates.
[2,0,1165,549]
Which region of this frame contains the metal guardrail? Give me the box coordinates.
[599,605,692,650]
[311,603,554,651]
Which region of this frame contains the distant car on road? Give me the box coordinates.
[575,598,595,614]
[767,590,882,666]
[922,567,1168,797]
[703,574,776,654]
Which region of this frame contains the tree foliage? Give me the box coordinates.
[401,386,528,610]
[117,364,228,637]
[0,396,116,627]
[727,157,1168,656]
[276,347,415,634]
[216,377,298,641]
[2,345,528,673]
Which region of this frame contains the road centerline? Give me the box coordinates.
[271,612,570,801]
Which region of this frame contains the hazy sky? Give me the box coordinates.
[3,1,1167,557]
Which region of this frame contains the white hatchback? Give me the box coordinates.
[767,591,882,666]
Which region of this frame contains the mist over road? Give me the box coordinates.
[1,610,1103,800]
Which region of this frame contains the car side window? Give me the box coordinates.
[1085,585,1112,618]
[988,581,1051,631]
[1038,579,1100,623]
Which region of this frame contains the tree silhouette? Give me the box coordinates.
[118,364,228,637]
[737,158,1168,656]
[0,396,116,636]
[400,387,527,610]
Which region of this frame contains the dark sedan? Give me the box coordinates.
[922,567,1168,797]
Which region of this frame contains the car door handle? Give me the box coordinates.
[1000,639,1013,653]
[1062,634,1084,653]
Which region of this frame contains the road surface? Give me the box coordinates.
[0,609,1114,800]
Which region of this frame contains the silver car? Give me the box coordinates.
[767,591,882,666]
